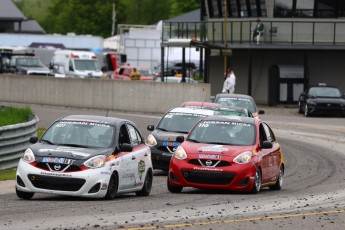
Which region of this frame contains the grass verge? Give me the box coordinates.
[0,106,33,126]
[0,167,16,180]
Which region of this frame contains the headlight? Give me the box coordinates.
[233,151,253,164]
[22,148,35,163]
[173,146,187,160]
[145,134,157,146]
[84,155,106,168]
[307,99,316,106]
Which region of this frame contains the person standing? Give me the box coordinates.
[222,69,236,94]
[253,19,264,44]
[130,67,141,80]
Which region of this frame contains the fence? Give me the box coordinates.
[0,115,39,170]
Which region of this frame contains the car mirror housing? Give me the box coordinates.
[147,125,154,131]
[258,109,265,114]
[260,141,273,149]
[30,136,38,144]
[120,143,133,152]
[176,136,185,143]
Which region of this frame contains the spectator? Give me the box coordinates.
[130,68,141,80]
[222,69,236,94]
[253,19,264,44]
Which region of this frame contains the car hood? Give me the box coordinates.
[181,142,254,157]
[152,130,188,141]
[30,143,112,161]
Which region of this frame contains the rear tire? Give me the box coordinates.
[167,177,183,193]
[251,168,261,194]
[270,166,284,190]
[136,169,153,196]
[104,173,118,200]
[298,101,303,113]
[16,188,34,200]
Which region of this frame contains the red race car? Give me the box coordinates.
[167,115,284,194]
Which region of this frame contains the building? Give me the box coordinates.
[162,0,345,105]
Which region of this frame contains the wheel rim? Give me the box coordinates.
[254,170,261,191]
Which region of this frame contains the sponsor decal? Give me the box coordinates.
[162,141,180,147]
[138,160,145,174]
[193,167,224,172]
[42,157,75,165]
[122,173,135,179]
[40,171,72,177]
[198,154,221,159]
[198,145,228,152]
[219,97,250,102]
[38,148,90,158]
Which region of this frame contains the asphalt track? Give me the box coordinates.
[0,103,344,230]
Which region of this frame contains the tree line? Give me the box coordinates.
[13,0,200,38]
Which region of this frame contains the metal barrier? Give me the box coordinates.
[0,115,39,170]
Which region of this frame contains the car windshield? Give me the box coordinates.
[309,87,342,97]
[188,120,256,146]
[15,57,45,67]
[214,110,247,117]
[41,120,115,148]
[215,97,256,113]
[74,59,100,71]
[138,69,152,75]
[157,112,207,133]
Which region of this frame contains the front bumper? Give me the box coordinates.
[16,159,111,198]
[168,158,257,192]
[150,148,173,171]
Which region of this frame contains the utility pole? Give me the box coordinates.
[223,0,228,79]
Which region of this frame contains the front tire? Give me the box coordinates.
[251,168,262,194]
[16,188,34,200]
[167,177,183,193]
[104,173,118,200]
[298,101,303,113]
[270,166,284,190]
[136,169,153,196]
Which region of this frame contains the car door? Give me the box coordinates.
[126,123,150,189]
[117,124,137,190]
[258,123,273,184]
[263,123,281,182]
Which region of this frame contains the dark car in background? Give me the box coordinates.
[298,83,345,117]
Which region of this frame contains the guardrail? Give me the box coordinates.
[0,115,39,170]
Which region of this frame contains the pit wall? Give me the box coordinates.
[0,75,211,114]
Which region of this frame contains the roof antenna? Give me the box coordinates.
[106,110,110,117]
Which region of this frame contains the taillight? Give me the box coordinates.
[92,55,97,59]
[71,54,79,58]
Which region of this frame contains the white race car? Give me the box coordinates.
[16,115,153,200]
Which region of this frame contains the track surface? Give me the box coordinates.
[1,103,344,230]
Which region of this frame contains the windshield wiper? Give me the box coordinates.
[207,142,231,145]
[187,138,200,143]
[59,143,89,148]
[40,139,55,145]
[157,127,169,132]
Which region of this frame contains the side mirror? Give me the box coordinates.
[30,136,38,144]
[147,125,154,131]
[176,136,185,143]
[258,109,265,115]
[120,143,133,152]
[260,141,273,149]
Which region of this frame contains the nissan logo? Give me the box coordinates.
[205,160,213,166]
[54,164,61,171]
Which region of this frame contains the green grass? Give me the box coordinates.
[0,107,46,181]
[0,106,33,127]
[0,167,16,180]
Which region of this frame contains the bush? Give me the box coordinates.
[0,106,33,127]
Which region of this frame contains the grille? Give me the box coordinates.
[35,162,82,172]
[28,174,85,191]
[157,146,175,153]
[181,170,235,185]
[188,159,231,167]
